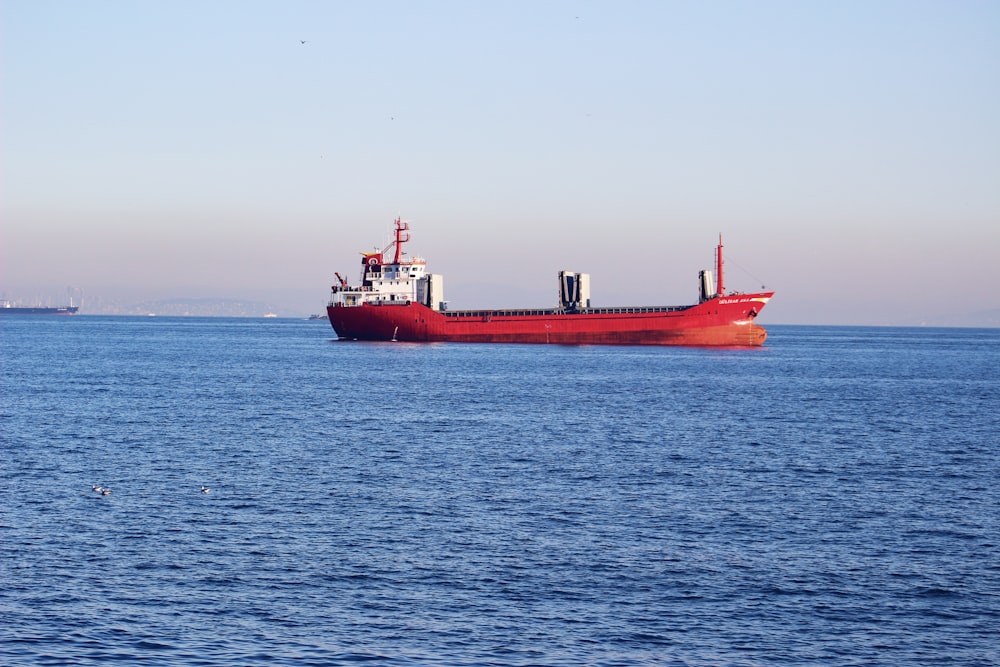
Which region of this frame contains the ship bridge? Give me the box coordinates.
[328,218,445,309]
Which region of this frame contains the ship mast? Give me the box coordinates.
[716,234,725,297]
[391,217,410,264]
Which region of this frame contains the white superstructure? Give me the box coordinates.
[328,218,447,310]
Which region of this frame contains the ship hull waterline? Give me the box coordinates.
[328,295,773,347]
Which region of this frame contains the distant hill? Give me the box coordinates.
[121,298,284,317]
[918,308,1000,328]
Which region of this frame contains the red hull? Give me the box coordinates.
[328,293,773,346]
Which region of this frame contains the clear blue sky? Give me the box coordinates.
[3,1,998,323]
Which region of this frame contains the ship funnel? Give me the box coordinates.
[418,274,446,311]
[559,271,591,310]
[699,270,715,303]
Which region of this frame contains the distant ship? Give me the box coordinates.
[1,300,79,316]
[327,218,774,346]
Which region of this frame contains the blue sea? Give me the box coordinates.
[2,317,998,666]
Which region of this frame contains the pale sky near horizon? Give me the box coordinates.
[2,1,998,324]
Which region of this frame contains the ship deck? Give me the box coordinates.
[442,304,695,319]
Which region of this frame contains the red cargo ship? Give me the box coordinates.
[327,218,774,346]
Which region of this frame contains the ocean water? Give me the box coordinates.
[1,316,998,667]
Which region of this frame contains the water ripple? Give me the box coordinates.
[2,320,998,666]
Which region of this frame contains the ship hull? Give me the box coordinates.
[0,307,79,316]
[328,293,773,346]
